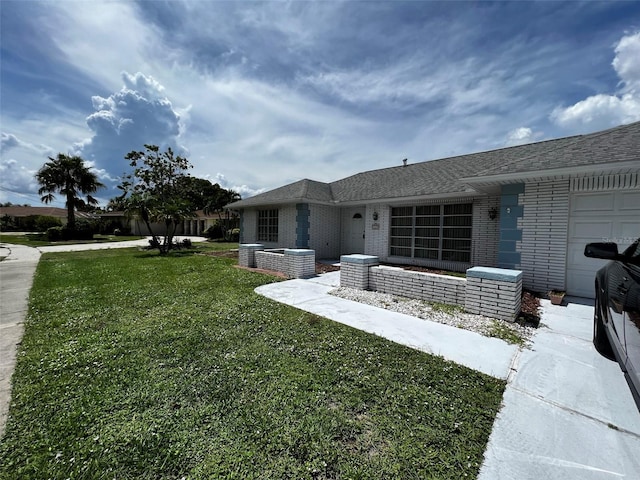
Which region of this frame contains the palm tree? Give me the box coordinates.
[36,154,104,229]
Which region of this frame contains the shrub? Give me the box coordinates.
[1,214,17,231]
[204,224,224,240]
[56,219,97,240]
[181,238,192,248]
[226,228,240,242]
[46,226,64,241]
[34,216,62,232]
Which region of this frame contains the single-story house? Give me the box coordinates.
[0,206,95,228]
[227,121,640,298]
[100,210,223,237]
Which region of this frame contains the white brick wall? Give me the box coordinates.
[465,276,522,322]
[241,210,257,243]
[240,205,297,248]
[472,195,500,266]
[341,258,523,322]
[255,250,284,272]
[309,204,341,258]
[255,249,315,279]
[365,204,390,259]
[369,267,466,305]
[520,179,570,292]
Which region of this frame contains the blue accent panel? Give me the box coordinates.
[498,251,521,267]
[499,240,516,253]
[501,194,519,205]
[295,203,310,248]
[467,266,522,282]
[498,183,524,269]
[502,184,525,195]
[500,229,522,241]
[499,214,519,230]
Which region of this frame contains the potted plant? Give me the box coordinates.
[549,290,566,305]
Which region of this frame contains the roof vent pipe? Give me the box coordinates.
[402,158,408,167]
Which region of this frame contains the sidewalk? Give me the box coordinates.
[0,244,41,437]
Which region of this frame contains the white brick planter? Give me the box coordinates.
[465,267,522,322]
[340,255,379,289]
[340,255,522,322]
[238,243,264,268]
[240,244,315,279]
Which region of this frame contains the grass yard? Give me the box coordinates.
[0,248,505,479]
[0,233,145,247]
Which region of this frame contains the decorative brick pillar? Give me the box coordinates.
[340,255,379,289]
[284,249,315,278]
[465,267,522,322]
[239,244,264,268]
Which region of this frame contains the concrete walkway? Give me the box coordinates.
[257,274,640,480]
[257,273,519,380]
[0,244,41,437]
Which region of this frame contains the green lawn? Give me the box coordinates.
[0,233,145,247]
[0,248,505,479]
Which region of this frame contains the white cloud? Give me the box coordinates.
[211,173,265,199]
[1,132,55,156]
[505,127,540,146]
[551,31,640,131]
[0,159,39,202]
[75,71,183,183]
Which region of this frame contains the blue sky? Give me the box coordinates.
[1,0,639,207]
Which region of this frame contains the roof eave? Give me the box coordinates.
[461,160,640,185]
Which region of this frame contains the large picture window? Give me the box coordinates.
[390,204,472,262]
[257,209,278,242]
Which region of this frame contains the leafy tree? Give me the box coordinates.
[35,154,104,230]
[117,145,194,253]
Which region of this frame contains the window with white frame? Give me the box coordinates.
[390,203,472,262]
[257,209,278,242]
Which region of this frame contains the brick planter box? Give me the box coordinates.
[239,244,315,279]
[340,255,522,322]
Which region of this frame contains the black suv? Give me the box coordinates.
[585,238,640,411]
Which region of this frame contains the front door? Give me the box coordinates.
[346,210,365,254]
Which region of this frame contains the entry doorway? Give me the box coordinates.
[345,210,365,254]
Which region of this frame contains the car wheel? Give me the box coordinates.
[593,288,615,361]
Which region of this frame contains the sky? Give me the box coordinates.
[1,0,640,208]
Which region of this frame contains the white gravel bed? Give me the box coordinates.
[329,286,537,345]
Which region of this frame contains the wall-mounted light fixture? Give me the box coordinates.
[489,207,498,220]
[373,211,379,221]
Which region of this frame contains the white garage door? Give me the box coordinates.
[567,190,640,298]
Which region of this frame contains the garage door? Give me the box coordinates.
[567,190,640,298]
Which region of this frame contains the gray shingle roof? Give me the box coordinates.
[472,120,640,178]
[228,121,640,208]
[228,179,333,208]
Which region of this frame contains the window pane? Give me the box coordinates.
[416,205,440,215]
[389,203,472,262]
[257,209,278,242]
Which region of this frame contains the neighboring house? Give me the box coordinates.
[100,210,221,236]
[227,121,640,298]
[0,206,95,228]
